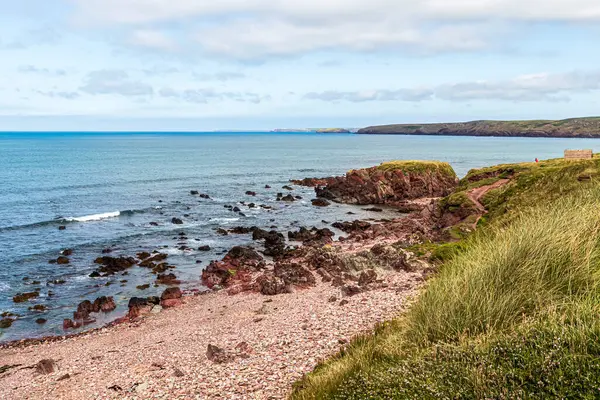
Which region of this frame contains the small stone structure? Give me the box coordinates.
[564,149,593,160]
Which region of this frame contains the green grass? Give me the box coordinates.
[291,164,600,399]
[376,161,456,178]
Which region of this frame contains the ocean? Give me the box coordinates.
[1,132,599,342]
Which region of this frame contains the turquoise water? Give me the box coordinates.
[1,132,599,341]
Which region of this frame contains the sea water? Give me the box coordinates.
[1,132,598,341]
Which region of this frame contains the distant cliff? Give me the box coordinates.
[357,117,600,138]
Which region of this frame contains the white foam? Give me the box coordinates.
[0,282,9,292]
[66,211,120,222]
[209,217,240,224]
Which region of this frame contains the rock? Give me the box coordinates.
[280,194,295,202]
[282,185,294,191]
[151,305,163,314]
[61,249,73,256]
[89,271,101,278]
[257,274,287,296]
[171,217,184,224]
[128,297,151,319]
[161,287,182,300]
[156,273,180,285]
[317,268,333,282]
[161,299,183,308]
[35,318,47,325]
[198,245,211,251]
[29,305,47,312]
[201,246,265,289]
[35,359,58,375]
[358,269,378,286]
[199,194,210,199]
[58,226,66,231]
[206,344,231,363]
[341,285,362,297]
[173,368,185,377]
[149,222,159,226]
[290,177,336,187]
[314,162,457,205]
[136,284,150,290]
[63,319,77,330]
[216,228,229,236]
[13,292,39,303]
[364,207,384,212]
[245,191,257,196]
[190,190,199,195]
[339,299,350,306]
[57,373,71,381]
[94,296,117,313]
[56,256,70,265]
[274,262,316,287]
[288,227,335,245]
[137,252,151,260]
[0,318,14,329]
[332,220,372,233]
[265,185,271,189]
[311,198,331,207]
[93,256,137,275]
[328,295,338,303]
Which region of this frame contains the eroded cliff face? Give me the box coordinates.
[313,161,458,206]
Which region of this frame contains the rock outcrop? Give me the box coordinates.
[314,161,457,205]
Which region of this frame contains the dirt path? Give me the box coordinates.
[466,179,510,224]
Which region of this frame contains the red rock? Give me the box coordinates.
[161,299,183,308]
[161,287,182,300]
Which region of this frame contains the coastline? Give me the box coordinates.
[0,160,449,399]
[0,259,422,399]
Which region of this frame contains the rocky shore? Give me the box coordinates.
[0,160,488,399]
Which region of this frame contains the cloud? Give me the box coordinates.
[69,0,600,59]
[193,72,246,81]
[71,1,600,25]
[19,65,67,76]
[128,29,178,51]
[36,90,80,100]
[80,70,154,97]
[159,87,269,104]
[304,89,434,102]
[304,71,600,103]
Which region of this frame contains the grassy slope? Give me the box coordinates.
[357,117,600,138]
[291,157,600,399]
[376,160,456,178]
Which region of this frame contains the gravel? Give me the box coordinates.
[0,271,422,399]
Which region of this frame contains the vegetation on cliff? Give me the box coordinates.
[291,157,600,399]
[357,117,600,138]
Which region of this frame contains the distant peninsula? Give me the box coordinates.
[357,117,600,138]
[271,128,352,133]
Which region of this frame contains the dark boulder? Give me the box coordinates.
[256,274,287,296]
[171,217,184,225]
[311,199,331,207]
[274,262,316,287]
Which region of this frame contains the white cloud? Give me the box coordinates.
[159,87,269,103]
[18,65,67,76]
[80,69,154,97]
[68,0,600,59]
[304,71,600,103]
[128,29,177,51]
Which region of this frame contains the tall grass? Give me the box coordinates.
[292,187,600,399]
[406,190,600,345]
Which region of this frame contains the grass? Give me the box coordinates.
[376,161,456,178]
[291,160,600,399]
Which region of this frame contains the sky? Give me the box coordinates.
[1,0,600,131]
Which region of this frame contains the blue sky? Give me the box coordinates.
[1,0,600,131]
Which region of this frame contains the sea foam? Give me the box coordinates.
[66,211,120,222]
